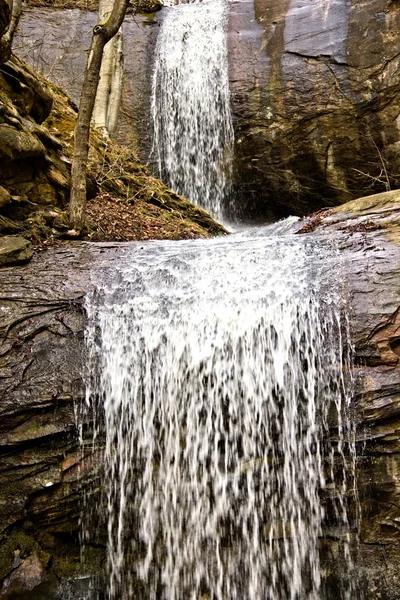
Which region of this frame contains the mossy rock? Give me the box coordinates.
[331,189,400,216]
[0,235,33,266]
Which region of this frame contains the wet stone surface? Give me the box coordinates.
[0,194,398,597]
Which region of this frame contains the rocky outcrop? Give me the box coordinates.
[299,190,400,598]
[228,0,400,220]
[17,1,400,222]
[0,55,73,240]
[0,192,399,597]
[0,246,97,598]
[0,2,71,234]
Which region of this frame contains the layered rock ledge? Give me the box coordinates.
[0,190,399,597]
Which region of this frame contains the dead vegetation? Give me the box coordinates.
[85,191,217,241]
[297,209,385,236]
[40,72,225,241]
[296,209,330,234]
[338,219,384,234]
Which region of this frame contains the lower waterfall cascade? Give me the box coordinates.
[151,0,234,222]
[81,223,358,600]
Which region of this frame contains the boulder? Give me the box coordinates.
[0,186,10,209]
[0,125,46,161]
[0,61,53,124]
[0,56,73,237]
[0,236,33,266]
[0,553,46,599]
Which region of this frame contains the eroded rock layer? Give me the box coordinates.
[0,193,399,597]
[229,0,400,220]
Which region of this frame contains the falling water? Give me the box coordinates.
[83,224,356,599]
[151,0,234,221]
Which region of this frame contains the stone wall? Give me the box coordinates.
[16,7,158,162]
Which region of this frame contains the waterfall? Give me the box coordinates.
[83,225,356,599]
[151,0,234,222]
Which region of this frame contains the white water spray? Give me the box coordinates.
[83,225,356,599]
[151,0,234,222]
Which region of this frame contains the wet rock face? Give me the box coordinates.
[16,2,400,221]
[0,196,399,598]
[228,0,400,220]
[0,247,102,598]
[298,191,400,598]
[16,8,159,162]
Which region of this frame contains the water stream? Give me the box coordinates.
[151,0,234,222]
[83,224,356,599]
[82,2,357,597]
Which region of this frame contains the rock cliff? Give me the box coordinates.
[300,191,400,598]
[0,5,224,253]
[229,0,400,220]
[16,6,159,162]
[16,0,400,221]
[0,192,399,598]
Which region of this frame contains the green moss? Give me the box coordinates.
[52,545,103,579]
[0,529,38,580]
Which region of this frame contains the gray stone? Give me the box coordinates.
[0,125,46,161]
[0,236,33,266]
[0,186,10,209]
[228,0,400,219]
[0,553,45,598]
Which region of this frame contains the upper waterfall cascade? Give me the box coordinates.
[151,0,234,222]
[83,224,356,599]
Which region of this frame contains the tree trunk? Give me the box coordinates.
[106,31,123,137]
[0,0,22,63]
[92,0,124,138]
[68,0,130,234]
